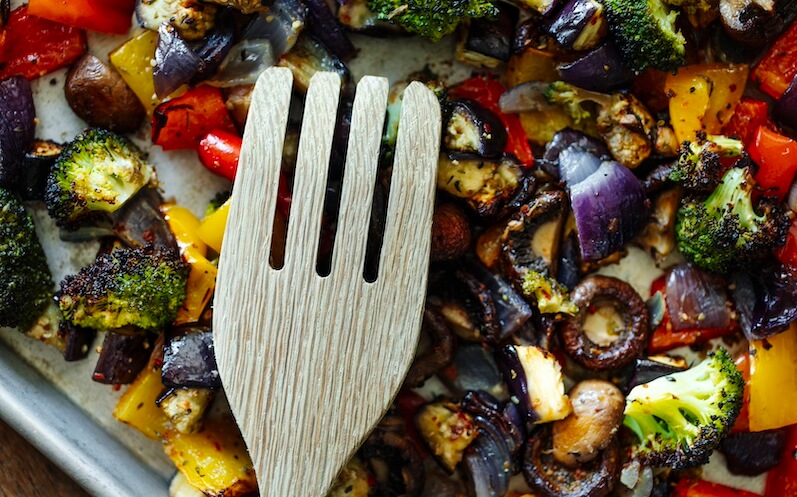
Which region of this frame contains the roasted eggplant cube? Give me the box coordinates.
[456,2,518,68]
[415,401,479,473]
[162,325,221,389]
[437,154,522,218]
[444,100,507,159]
[19,140,62,201]
[93,332,156,385]
[277,33,352,94]
[546,0,607,51]
[159,387,215,434]
[496,344,571,423]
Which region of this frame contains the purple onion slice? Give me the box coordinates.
[731,263,797,341]
[154,23,206,98]
[665,264,733,332]
[776,74,797,130]
[569,160,647,261]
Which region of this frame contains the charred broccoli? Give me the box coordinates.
[676,166,790,273]
[669,135,744,191]
[57,246,189,331]
[543,81,658,168]
[603,0,686,72]
[45,128,156,230]
[0,188,54,331]
[367,0,498,42]
[521,271,578,315]
[623,348,744,470]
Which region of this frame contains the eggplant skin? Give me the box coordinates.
[444,99,507,159]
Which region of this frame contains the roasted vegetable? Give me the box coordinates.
[444,99,507,158]
[543,81,658,168]
[676,166,790,273]
[623,348,744,469]
[436,154,523,218]
[0,187,54,331]
[603,0,686,72]
[18,140,63,202]
[415,401,479,473]
[163,417,257,497]
[455,1,517,67]
[367,0,498,42]
[159,387,215,434]
[57,246,189,331]
[135,0,217,41]
[496,344,572,423]
[65,54,145,133]
[0,76,36,190]
[669,134,744,192]
[44,129,156,230]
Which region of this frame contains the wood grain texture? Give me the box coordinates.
[0,419,90,497]
[214,67,441,497]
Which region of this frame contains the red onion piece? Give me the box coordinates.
[0,75,35,188]
[558,43,634,92]
[665,264,732,332]
[305,0,356,60]
[776,74,797,130]
[154,23,205,98]
[732,264,797,341]
[569,161,647,261]
[498,81,555,114]
[243,0,307,57]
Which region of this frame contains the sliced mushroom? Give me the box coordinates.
[560,276,649,371]
[552,380,625,467]
[523,427,621,497]
[361,415,425,497]
[430,270,500,343]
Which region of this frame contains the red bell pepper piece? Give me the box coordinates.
[752,21,797,99]
[647,276,738,354]
[765,423,797,496]
[152,86,237,151]
[449,75,534,167]
[0,6,87,81]
[28,0,136,35]
[721,98,773,147]
[748,125,797,201]
[776,219,797,269]
[198,130,242,182]
[674,479,760,497]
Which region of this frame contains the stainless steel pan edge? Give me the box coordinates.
[0,343,169,497]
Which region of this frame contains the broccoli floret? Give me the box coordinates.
[45,128,156,230]
[521,270,578,315]
[669,135,744,192]
[367,0,498,42]
[0,188,54,331]
[623,348,744,470]
[543,82,657,168]
[676,166,790,273]
[664,0,715,15]
[603,0,686,72]
[57,246,188,331]
[205,190,231,218]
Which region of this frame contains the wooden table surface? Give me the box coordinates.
[0,418,90,497]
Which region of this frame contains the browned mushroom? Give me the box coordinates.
[429,270,500,343]
[560,276,649,371]
[430,202,472,262]
[552,380,625,467]
[523,427,621,497]
[64,54,145,133]
[403,308,456,388]
[360,415,425,497]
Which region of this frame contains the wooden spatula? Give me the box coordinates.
[213,67,441,496]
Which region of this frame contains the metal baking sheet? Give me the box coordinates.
[0,5,769,496]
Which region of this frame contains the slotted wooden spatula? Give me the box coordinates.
[213,67,441,496]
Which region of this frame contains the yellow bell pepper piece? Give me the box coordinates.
[163,417,257,497]
[665,63,748,143]
[748,323,797,432]
[176,247,217,325]
[114,363,171,440]
[161,204,208,258]
[197,199,230,254]
[506,48,560,88]
[161,204,217,324]
[109,30,161,113]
